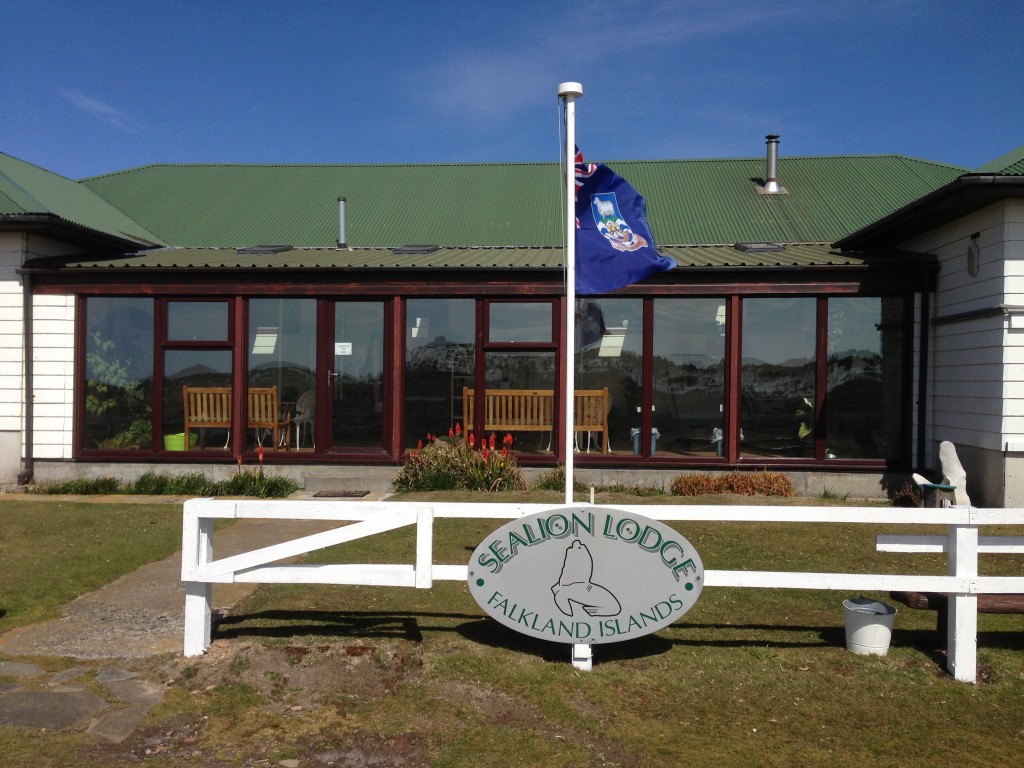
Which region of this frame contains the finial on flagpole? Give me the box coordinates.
[558,82,583,99]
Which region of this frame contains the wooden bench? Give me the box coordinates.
[888,591,1024,648]
[462,388,610,452]
[183,385,291,450]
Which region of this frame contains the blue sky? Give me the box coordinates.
[3,0,1023,179]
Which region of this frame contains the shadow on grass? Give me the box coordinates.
[212,609,1024,670]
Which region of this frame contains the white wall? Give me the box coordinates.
[905,200,1024,505]
[0,233,26,482]
[0,233,79,483]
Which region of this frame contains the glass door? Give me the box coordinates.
[329,301,386,449]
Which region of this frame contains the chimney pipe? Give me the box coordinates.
[764,134,782,194]
[337,197,347,248]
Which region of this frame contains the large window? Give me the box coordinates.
[575,298,643,454]
[826,296,905,460]
[740,298,817,458]
[161,300,232,452]
[653,298,726,457]
[76,288,913,468]
[404,298,475,447]
[247,299,316,452]
[83,297,154,450]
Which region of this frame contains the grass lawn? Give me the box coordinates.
[1,492,1023,767]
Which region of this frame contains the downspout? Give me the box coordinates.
[916,289,930,470]
[17,234,34,485]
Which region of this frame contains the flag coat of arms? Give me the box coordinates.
[574,150,675,295]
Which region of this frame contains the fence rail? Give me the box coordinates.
[181,499,1024,682]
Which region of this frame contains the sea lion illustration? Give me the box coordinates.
[551,540,621,618]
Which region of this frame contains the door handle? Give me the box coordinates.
[327,370,339,383]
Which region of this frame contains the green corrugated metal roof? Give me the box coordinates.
[975,145,1024,175]
[59,242,868,271]
[79,155,966,250]
[82,163,562,249]
[0,152,162,245]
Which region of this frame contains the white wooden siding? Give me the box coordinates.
[904,203,1019,454]
[31,294,74,460]
[0,234,25,439]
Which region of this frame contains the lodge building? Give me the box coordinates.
[2,138,1023,504]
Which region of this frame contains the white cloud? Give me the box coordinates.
[59,89,144,134]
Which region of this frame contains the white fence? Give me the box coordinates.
[181,499,1024,682]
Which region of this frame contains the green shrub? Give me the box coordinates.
[213,469,299,499]
[533,465,587,493]
[670,471,794,497]
[393,431,527,493]
[29,469,297,498]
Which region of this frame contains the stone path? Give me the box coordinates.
[0,512,347,742]
[0,660,166,743]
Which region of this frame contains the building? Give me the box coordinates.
[2,138,1022,503]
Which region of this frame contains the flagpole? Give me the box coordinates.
[558,82,582,507]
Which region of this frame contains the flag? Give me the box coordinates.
[574,149,675,295]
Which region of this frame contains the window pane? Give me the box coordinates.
[332,301,384,449]
[741,298,816,458]
[826,297,905,460]
[247,299,316,452]
[489,302,552,343]
[405,299,475,447]
[576,298,642,454]
[653,298,725,457]
[480,351,556,453]
[167,301,228,341]
[163,350,232,451]
[83,297,154,450]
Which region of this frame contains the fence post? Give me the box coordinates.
[416,507,434,589]
[947,521,979,682]
[182,508,214,657]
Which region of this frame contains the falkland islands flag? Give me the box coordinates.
[574,149,675,295]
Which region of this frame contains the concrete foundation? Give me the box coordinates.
[20,460,904,502]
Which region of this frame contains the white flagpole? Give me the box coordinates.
[558,82,582,507]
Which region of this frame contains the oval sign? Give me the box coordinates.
[468,506,703,645]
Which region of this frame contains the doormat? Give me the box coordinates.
[313,490,370,498]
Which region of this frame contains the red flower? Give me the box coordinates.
[489,433,496,450]
[502,447,508,458]
[258,444,265,462]
[503,433,514,446]
[455,422,462,436]
[417,439,423,450]
[469,433,475,446]
[482,447,489,459]
[449,427,455,438]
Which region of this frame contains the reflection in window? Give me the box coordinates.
[162,350,232,450]
[489,302,552,343]
[575,299,642,454]
[83,297,154,450]
[167,301,228,341]
[405,299,475,447]
[332,301,384,449]
[741,298,816,458]
[826,297,904,459]
[247,299,316,451]
[482,351,556,452]
[653,299,725,457]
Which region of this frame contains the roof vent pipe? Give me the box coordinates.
[763,134,783,194]
[337,197,347,248]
